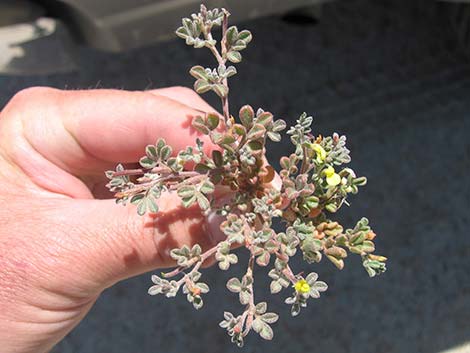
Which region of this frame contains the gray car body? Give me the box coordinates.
[38,0,331,51]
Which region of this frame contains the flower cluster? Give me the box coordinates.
[105,4,387,347]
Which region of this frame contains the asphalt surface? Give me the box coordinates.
[1,0,470,352]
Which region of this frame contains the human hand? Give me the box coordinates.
[0,86,229,353]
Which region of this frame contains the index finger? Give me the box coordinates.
[3,87,218,176]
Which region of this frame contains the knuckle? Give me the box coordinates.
[171,85,197,96]
[9,86,59,106]
[2,87,61,120]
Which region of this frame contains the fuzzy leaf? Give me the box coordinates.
[160,145,172,160]
[212,84,229,98]
[189,65,209,80]
[261,312,279,324]
[206,113,220,130]
[137,199,147,216]
[177,185,196,198]
[200,179,215,194]
[259,323,274,340]
[212,150,223,167]
[227,51,242,63]
[196,193,211,210]
[139,157,157,169]
[226,278,242,293]
[247,123,266,140]
[194,79,212,94]
[239,105,254,127]
[238,30,252,43]
[255,302,267,314]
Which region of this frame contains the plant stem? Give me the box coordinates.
[203,12,231,126]
[241,252,256,337]
[163,244,220,279]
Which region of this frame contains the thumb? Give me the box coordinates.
[61,191,228,292]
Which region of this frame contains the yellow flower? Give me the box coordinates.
[324,166,341,186]
[311,143,327,163]
[294,279,311,294]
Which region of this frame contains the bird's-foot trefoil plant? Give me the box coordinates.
[105,5,387,347]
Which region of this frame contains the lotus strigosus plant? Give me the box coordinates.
[105,4,387,347]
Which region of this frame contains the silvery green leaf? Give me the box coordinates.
[247,123,266,140]
[191,244,202,256]
[241,275,253,287]
[225,26,238,45]
[272,119,287,132]
[261,312,279,324]
[299,112,313,128]
[212,150,223,167]
[227,50,242,63]
[238,30,252,43]
[247,140,263,151]
[164,281,180,298]
[226,277,242,293]
[139,157,157,169]
[145,145,158,159]
[175,25,190,40]
[270,280,283,294]
[354,176,367,186]
[189,65,209,80]
[196,283,210,293]
[200,179,215,194]
[150,186,162,198]
[252,318,264,334]
[239,105,254,127]
[291,304,301,317]
[196,192,210,210]
[310,289,320,299]
[219,320,229,329]
[314,281,328,292]
[182,195,197,208]
[255,302,267,314]
[218,241,231,255]
[206,113,219,130]
[155,138,165,151]
[256,251,270,266]
[227,253,238,264]
[151,275,162,284]
[363,259,386,277]
[192,295,203,309]
[267,131,281,142]
[239,289,250,305]
[137,199,147,216]
[255,111,273,126]
[193,38,206,48]
[178,185,196,198]
[194,79,212,94]
[259,323,274,340]
[205,38,217,46]
[231,41,247,51]
[218,259,230,270]
[284,296,296,305]
[159,145,172,160]
[212,84,229,98]
[306,272,318,284]
[130,193,145,204]
[147,197,159,213]
[224,66,237,78]
[223,311,234,321]
[148,285,163,295]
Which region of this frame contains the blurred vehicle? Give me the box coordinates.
[0,0,469,74]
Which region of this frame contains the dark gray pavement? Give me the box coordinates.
[1,0,469,352]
